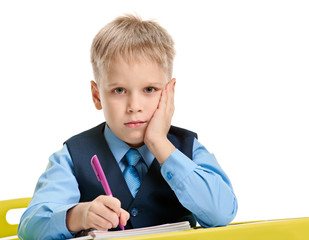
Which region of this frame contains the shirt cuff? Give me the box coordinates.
[160,149,197,189]
[49,203,78,238]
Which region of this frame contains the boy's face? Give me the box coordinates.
[91,57,168,147]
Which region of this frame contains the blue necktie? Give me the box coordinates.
[123,149,142,198]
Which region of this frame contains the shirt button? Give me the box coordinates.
[131,208,139,217]
[167,172,173,180]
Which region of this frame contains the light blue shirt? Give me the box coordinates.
[18,125,238,240]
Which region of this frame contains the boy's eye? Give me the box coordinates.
[113,88,126,94]
[144,87,156,93]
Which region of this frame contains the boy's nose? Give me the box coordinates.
[127,94,143,113]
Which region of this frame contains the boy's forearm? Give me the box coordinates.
[160,145,238,227]
[18,202,77,239]
[146,137,175,164]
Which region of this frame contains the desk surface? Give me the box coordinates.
[5,217,308,240]
[114,217,309,240]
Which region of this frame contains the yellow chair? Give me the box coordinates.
[0,197,31,239]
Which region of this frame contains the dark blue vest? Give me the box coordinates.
[65,122,197,229]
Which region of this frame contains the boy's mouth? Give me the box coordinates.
[124,121,146,128]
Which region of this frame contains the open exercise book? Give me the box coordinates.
[70,221,191,240]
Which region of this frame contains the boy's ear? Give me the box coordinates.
[90,80,103,110]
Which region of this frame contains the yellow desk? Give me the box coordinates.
[2,198,308,239]
[114,217,309,240]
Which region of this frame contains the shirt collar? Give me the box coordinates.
[103,124,154,168]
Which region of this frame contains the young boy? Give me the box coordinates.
[18,14,237,239]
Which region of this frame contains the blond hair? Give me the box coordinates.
[90,14,175,82]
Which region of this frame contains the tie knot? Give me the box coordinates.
[125,149,141,166]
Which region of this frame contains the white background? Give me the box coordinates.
[1,0,308,224]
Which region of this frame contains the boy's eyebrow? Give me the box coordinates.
[104,81,127,88]
[146,81,165,87]
[106,82,122,88]
[106,81,165,88]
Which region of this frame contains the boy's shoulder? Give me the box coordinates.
[65,122,105,144]
[168,125,197,159]
[169,125,198,139]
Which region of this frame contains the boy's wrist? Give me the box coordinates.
[66,203,87,232]
[145,137,175,164]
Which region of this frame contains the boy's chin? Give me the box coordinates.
[126,140,144,148]
[124,135,145,148]
[122,131,145,148]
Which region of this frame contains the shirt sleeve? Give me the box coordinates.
[160,138,238,227]
[18,144,80,240]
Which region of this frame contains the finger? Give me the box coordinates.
[83,209,112,230]
[91,212,113,230]
[92,196,121,228]
[101,196,122,215]
[94,195,122,216]
[166,80,175,115]
[171,88,175,114]
[119,209,130,226]
[170,79,176,106]
[158,88,167,110]
[97,206,120,228]
[166,79,175,98]
[172,78,176,91]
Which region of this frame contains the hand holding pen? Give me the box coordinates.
[66,191,129,233]
[91,155,128,230]
[65,156,129,233]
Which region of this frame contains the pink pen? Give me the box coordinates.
[91,154,125,230]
